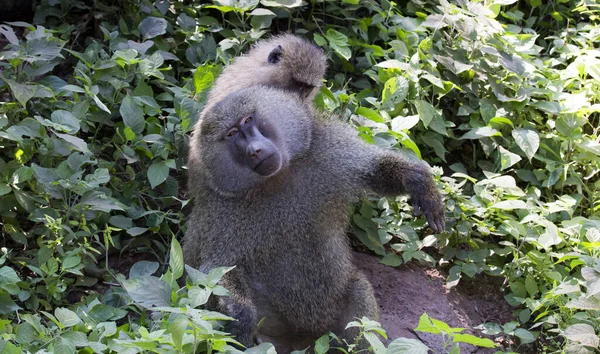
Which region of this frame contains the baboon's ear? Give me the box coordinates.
[267,45,283,64]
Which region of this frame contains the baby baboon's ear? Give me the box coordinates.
[267,45,284,64]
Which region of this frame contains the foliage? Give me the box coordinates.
[0,0,599,353]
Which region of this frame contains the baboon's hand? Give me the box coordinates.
[412,190,445,234]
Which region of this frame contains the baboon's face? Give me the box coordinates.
[197,87,313,193]
[223,113,283,177]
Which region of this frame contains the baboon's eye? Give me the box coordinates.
[226,128,239,138]
[244,116,252,124]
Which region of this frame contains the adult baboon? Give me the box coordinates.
[184,86,445,352]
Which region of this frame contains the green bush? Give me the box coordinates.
[0,0,599,353]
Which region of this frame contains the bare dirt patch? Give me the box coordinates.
[355,252,514,353]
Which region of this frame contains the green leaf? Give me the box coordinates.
[414,100,447,135]
[54,308,81,327]
[391,115,419,132]
[0,184,11,196]
[61,255,81,271]
[380,254,402,267]
[171,316,189,351]
[564,324,600,348]
[148,161,169,188]
[514,328,536,344]
[538,220,562,250]
[55,132,90,153]
[138,17,167,40]
[0,267,19,284]
[169,237,184,280]
[194,65,215,94]
[122,276,172,308]
[459,126,501,139]
[120,94,145,134]
[50,110,80,134]
[314,335,330,354]
[188,286,211,308]
[325,29,351,60]
[0,339,21,354]
[129,261,159,278]
[512,128,539,161]
[261,0,303,7]
[453,333,496,348]
[566,296,600,310]
[414,313,440,334]
[356,107,385,123]
[581,267,600,296]
[490,200,528,210]
[386,338,430,354]
[498,146,522,170]
[15,323,38,344]
[53,336,76,354]
[6,80,37,107]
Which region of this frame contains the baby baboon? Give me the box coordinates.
[184,86,445,352]
[206,33,327,108]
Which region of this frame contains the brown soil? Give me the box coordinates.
[355,252,515,353]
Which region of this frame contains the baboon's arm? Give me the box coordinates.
[316,120,445,233]
[364,152,445,233]
[216,270,258,347]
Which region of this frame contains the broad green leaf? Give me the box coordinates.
[169,237,184,280]
[129,261,159,278]
[414,313,440,334]
[50,110,80,134]
[61,255,81,271]
[176,13,197,32]
[53,336,76,354]
[6,80,37,107]
[380,254,402,267]
[314,335,330,354]
[188,286,211,308]
[490,200,527,210]
[148,161,169,188]
[581,267,600,296]
[514,328,536,344]
[391,115,419,132]
[15,323,38,344]
[55,132,90,153]
[261,0,303,7]
[138,17,167,40]
[498,146,522,170]
[0,339,21,354]
[0,293,21,314]
[356,107,385,123]
[0,24,18,44]
[459,126,501,139]
[386,338,430,354]
[0,184,11,196]
[512,128,539,160]
[564,324,600,348]
[109,215,133,229]
[453,333,496,348]
[538,220,562,250]
[120,94,145,134]
[326,29,351,60]
[171,316,189,351]
[566,296,600,311]
[364,331,386,354]
[55,308,81,327]
[414,100,447,135]
[122,276,172,308]
[194,65,215,94]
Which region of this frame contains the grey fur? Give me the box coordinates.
[206,34,327,110]
[184,86,445,352]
